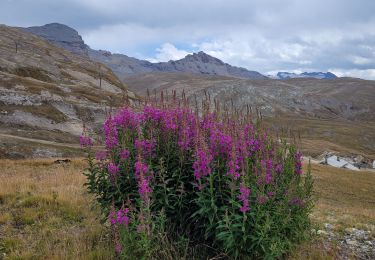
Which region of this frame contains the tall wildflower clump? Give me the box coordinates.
[82,98,314,259]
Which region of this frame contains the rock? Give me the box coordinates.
[354,155,364,163]
[324,223,334,230]
[25,23,89,56]
[353,230,370,240]
[317,230,329,236]
[346,239,359,246]
[345,227,358,234]
[53,159,71,164]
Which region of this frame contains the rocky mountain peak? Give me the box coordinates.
[25,23,89,56]
[183,51,224,65]
[24,23,266,79]
[276,71,337,79]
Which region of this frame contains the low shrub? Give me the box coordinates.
[82,101,313,259]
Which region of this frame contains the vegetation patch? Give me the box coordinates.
[13,66,53,83]
[82,100,314,259]
[0,101,68,123]
[0,159,113,259]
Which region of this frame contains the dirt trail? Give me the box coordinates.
[0,133,81,148]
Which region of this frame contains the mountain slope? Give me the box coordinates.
[88,49,157,77]
[25,23,267,80]
[124,72,375,158]
[151,51,266,79]
[275,71,337,79]
[125,73,374,121]
[0,25,136,158]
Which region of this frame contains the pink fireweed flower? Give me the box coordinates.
[134,160,148,178]
[261,159,273,185]
[275,163,283,174]
[178,126,193,151]
[247,138,260,153]
[289,197,304,207]
[143,105,164,122]
[265,173,272,184]
[109,207,117,226]
[163,111,178,130]
[244,123,254,136]
[294,151,303,175]
[116,207,130,226]
[109,207,130,226]
[209,129,233,157]
[237,183,251,213]
[134,159,152,202]
[227,158,241,179]
[113,107,142,129]
[104,117,118,149]
[120,149,130,160]
[108,163,119,183]
[115,242,122,254]
[95,151,106,161]
[138,176,152,202]
[257,195,268,205]
[135,139,155,157]
[192,149,213,181]
[202,112,217,131]
[79,135,93,147]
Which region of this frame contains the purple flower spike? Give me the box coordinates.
[80,135,93,147]
[237,183,251,213]
[294,152,303,175]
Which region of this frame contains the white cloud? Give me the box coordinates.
[82,23,161,53]
[2,0,375,80]
[154,43,190,62]
[350,55,373,65]
[330,69,375,80]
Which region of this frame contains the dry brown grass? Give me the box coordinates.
[266,116,375,159]
[0,159,374,259]
[0,158,113,259]
[290,163,375,259]
[309,163,375,230]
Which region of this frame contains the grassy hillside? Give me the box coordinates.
[124,73,375,160]
[0,25,137,159]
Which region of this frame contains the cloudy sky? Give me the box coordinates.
[1,0,375,79]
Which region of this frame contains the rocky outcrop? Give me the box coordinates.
[314,224,375,259]
[25,23,90,56]
[0,25,136,158]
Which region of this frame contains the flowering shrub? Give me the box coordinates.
[82,102,314,259]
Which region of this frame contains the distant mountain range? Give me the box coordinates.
[270,71,337,79]
[24,23,337,81]
[25,23,266,80]
[1,23,375,159]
